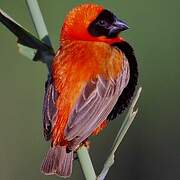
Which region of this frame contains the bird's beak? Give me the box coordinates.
[108,17,129,37]
[113,17,129,32]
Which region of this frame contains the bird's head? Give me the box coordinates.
[61,4,129,44]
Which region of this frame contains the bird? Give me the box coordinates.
[41,3,138,177]
[0,3,138,178]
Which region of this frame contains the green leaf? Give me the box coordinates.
[0,8,54,65]
[17,43,37,60]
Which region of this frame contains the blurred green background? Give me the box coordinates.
[0,0,180,180]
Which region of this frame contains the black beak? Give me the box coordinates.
[113,17,129,32]
[108,16,129,37]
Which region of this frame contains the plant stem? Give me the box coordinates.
[98,87,142,180]
[77,146,96,180]
[26,0,52,47]
[26,0,54,70]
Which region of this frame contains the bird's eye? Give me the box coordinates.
[98,20,107,26]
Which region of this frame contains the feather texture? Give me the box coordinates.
[43,77,58,140]
[65,60,129,150]
[51,40,125,146]
[108,42,138,120]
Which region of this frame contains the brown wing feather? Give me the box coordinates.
[64,58,130,150]
[43,78,58,140]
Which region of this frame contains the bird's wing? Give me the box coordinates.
[65,59,130,150]
[42,77,58,141]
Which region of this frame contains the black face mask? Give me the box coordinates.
[88,10,129,38]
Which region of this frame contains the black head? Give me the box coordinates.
[88,10,129,38]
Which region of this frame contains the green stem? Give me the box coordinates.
[26,0,52,47]
[98,87,142,180]
[77,146,96,180]
[26,0,53,70]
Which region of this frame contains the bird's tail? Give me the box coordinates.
[41,146,73,177]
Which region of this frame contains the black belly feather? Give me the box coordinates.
[107,41,138,120]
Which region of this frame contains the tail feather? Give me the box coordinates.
[41,146,73,177]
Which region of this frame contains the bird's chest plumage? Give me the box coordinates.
[51,40,124,144]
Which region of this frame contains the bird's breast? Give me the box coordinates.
[52,40,124,106]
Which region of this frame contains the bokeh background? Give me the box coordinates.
[0,0,180,180]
